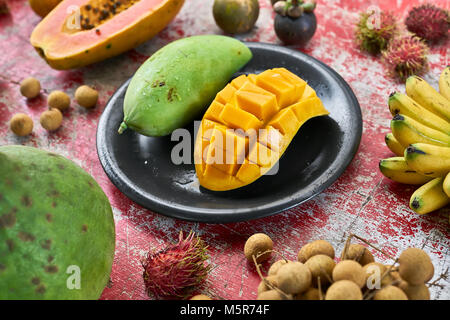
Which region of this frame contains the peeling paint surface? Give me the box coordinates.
[0,0,449,300]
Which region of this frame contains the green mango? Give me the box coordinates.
[119,35,252,136]
[0,145,115,299]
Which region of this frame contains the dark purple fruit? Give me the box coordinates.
[274,12,317,46]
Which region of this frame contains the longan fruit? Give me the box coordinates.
[341,244,375,266]
[9,113,33,136]
[295,287,321,300]
[305,254,336,286]
[268,259,289,276]
[372,285,408,300]
[363,262,394,288]
[276,261,312,294]
[257,275,278,294]
[325,280,363,300]
[398,280,430,300]
[398,248,434,285]
[257,289,288,300]
[298,240,335,263]
[20,77,40,99]
[190,294,212,300]
[75,85,98,108]
[332,260,366,288]
[244,233,273,263]
[40,108,63,131]
[47,90,70,111]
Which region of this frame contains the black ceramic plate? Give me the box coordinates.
[97,42,362,223]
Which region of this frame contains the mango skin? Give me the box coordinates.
[0,145,115,299]
[120,35,252,137]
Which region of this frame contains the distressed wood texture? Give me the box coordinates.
[0,0,449,300]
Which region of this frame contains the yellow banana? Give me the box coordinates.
[406,75,450,121]
[388,92,450,134]
[379,157,433,185]
[391,114,450,148]
[404,143,450,177]
[385,133,405,156]
[443,172,450,198]
[410,177,450,215]
[439,66,450,101]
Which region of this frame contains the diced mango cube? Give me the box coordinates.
[291,97,329,123]
[216,84,237,105]
[248,142,280,167]
[256,70,299,108]
[301,84,317,100]
[236,159,262,182]
[219,103,263,132]
[268,108,300,136]
[234,91,278,122]
[204,100,225,123]
[272,68,307,99]
[258,126,284,152]
[248,74,257,84]
[231,75,248,89]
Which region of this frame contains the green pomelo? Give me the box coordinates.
[0,145,115,299]
[119,35,252,137]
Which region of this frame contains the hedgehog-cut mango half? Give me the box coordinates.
[194,68,330,191]
[30,0,185,70]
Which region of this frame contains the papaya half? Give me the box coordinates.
[194,68,329,191]
[30,0,185,70]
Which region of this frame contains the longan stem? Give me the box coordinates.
[351,234,396,260]
[317,276,323,300]
[341,233,354,260]
[252,255,291,300]
[427,267,448,289]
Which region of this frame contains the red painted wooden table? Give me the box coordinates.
[1,0,449,300]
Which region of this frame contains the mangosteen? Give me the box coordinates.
[274,0,317,46]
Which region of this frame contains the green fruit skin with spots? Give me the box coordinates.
[0,145,115,299]
[120,35,252,137]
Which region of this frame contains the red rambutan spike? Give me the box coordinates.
[142,231,210,299]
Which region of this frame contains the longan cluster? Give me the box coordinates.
[9,77,99,136]
[245,233,436,300]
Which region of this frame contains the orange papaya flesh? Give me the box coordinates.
[194,68,329,191]
[30,0,185,69]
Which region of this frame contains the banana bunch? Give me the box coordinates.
[379,66,450,215]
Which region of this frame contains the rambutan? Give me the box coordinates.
[382,35,429,81]
[405,4,449,43]
[142,231,211,299]
[355,10,398,54]
[0,0,9,15]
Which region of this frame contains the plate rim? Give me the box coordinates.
[96,41,362,223]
